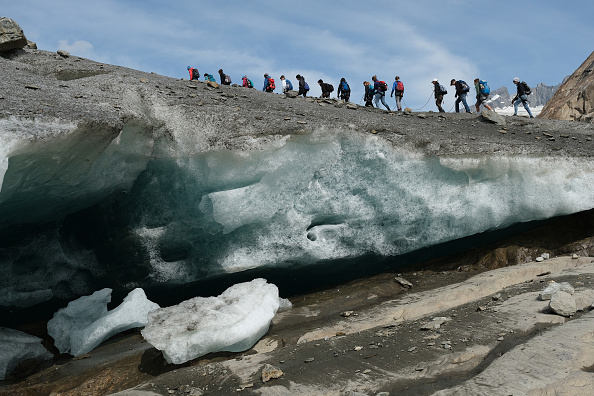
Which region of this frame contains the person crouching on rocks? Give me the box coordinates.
[204,73,216,82]
[187,66,200,80]
[280,75,293,93]
[218,69,231,85]
[318,79,333,98]
[242,75,253,88]
[296,74,309,97]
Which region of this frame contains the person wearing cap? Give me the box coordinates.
[512,77,534,118]
[450,79,471,113]
[187,66,199,81]
[432,78,446,113]
[263,73,274,92]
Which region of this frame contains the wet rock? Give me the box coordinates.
[394,276,413,288]
[261,363,283,382]
[539,282,575,300]
[549,291,576,317]
[0,17,28,52]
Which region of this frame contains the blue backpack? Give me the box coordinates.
[341,81,350,92]
[459,80,470,92]
[479,80,490,94]
[286,79,293,90]
[304,81,310,91]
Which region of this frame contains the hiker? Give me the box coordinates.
[280,75,293,93]
[371,75,391,111]
[474,78,493,112]
[363,81,374,107]
[450,79,471,113]
[187,66,200,80]
[318,79,333,98]
[218,69,231,85]
[263,73,275,92]
[242,75,253,88]
[337,78,350,102]
[390,76,404,112]
[296,74,309,97]
[204,73,216,82]
[512,77,534,118]
[432,78,446,113]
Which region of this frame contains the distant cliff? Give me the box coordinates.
[539,51,594,122]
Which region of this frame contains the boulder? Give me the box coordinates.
[480,109,506,126]
[539,282,575,300]
[285,90,298,98]
[261,364,283,382]
[0,17,28,52]
[548,291,576,317]
[539,50,594,122]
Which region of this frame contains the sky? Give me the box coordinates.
[4,0,594,110]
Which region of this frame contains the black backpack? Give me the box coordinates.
[459,80,470,93]
[327,83,334,93]
[439,84,448,95]
[522,82,532,95]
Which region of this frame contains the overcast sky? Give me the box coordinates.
[5,1,593,109]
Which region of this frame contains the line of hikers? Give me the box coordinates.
[187,66,533,117]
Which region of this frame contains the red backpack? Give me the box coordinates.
[268,78,276,90]
[378,81,388,92]
[396,81,404,91]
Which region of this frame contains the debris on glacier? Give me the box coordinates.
[539,282,575,301]
[47,288,159,356]
[141,278,283,364]
[0,327,52,380]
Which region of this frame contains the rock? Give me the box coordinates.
[285,90,298,98]
[420,316,449,331]
[57,50,70,58]
[394,276,413,288]
[572,254,579,259]
[536,257,544,262]
[492,293,501,301]
[540,50,594,122]
[0,17,28,52]
[304,357,315,363]
[541,253,550,260]
[207,81,219,88]
[539,282,575,300]
[417,114,426,119]
[341,311,354,317]
[549,291,576,317]
[480,109,506,126]
[261,364,283,382]
[346,103,358,110]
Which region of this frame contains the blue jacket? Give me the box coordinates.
[391,80,404,96]
[263,77,270,91]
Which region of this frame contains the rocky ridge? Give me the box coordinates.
[540,50,594,122]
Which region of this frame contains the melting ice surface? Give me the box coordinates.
[2,125,594,307]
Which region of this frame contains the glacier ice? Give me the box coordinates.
[47,288,159,356]
[141,278,281,364]
[0,327,52,380]
[3,128,594,306]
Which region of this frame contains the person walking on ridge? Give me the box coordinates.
[187,66,200,80]
[363,81,374,107]
[263,73,275,92]
[371,75,391,111]
[337,78,350,102]
[296,74,309,97]
[218,69,231,85]
[474,78,493,112]
[512,77,534,118]
[432,78,446,113]
[390,76,404,112]
[451,79,471,113]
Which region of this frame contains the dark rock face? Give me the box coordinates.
[539,51,594,122]
[0,17,28,52]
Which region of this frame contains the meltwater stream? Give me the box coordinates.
[2,127,594,312]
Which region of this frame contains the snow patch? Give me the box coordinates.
[0,327,52,380]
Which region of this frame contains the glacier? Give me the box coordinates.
[2,127,594,308]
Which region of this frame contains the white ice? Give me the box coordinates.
[47,288,159,356]
[141,278,282,364]
[0,327,52,380]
